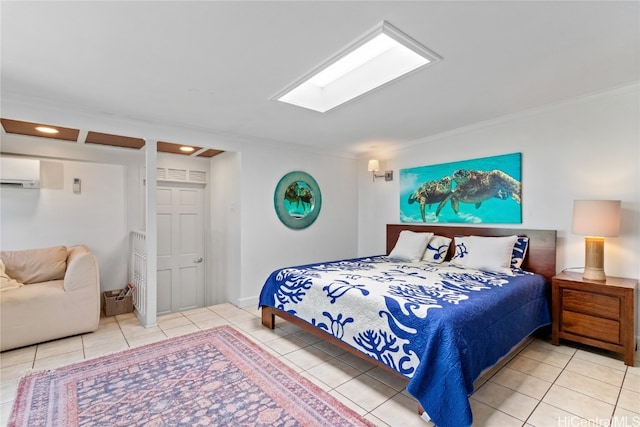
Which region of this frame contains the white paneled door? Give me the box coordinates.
[157,184,205,315]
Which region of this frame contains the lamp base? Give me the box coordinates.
[583,236,606,281]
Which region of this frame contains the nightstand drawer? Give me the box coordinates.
[561,289,620,319]
[552,272,637,366]
[561,310,620,344]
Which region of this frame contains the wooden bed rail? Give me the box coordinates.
[262,304,427,416]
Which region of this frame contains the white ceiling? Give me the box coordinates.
[1,1,638,156]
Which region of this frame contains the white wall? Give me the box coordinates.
[0,155,128,292]
[358,83,640,334]
[234,143,359,308]
[210,151,242,306]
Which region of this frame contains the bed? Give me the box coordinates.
[259,224,556,427]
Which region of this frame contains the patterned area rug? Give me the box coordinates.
[9,326,374,426]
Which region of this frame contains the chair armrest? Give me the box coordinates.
[64,246,100,292]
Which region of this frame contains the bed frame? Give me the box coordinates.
[261,224,557,385]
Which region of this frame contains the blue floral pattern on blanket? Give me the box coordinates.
[259,256,550,427]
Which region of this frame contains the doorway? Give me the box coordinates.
[156,184,205,315]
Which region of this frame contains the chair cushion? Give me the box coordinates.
[0,246,67,284]
[0,260,23,291]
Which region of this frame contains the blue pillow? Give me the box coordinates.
[511,236,529,269]
[450,236,471,266]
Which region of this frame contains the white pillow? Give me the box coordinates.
[422,235,452,263]
[389,231,434,262]
[451,235,519,275]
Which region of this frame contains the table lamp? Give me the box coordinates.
[572,200,621,281]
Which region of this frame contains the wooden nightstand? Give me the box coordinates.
[552,271,637,366]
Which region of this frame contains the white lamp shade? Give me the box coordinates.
[572,200,621,237]
[367,159,380,172]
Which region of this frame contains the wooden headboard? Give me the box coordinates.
[386,224,557,283]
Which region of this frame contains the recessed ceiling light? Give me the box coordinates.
[35,126,59,134]
[179,146,195,152]
[273,21,441,113]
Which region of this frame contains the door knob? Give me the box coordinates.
[193,257,203,263]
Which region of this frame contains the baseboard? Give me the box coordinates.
[237,295,259,309]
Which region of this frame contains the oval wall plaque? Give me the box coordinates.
[274,171,322,229]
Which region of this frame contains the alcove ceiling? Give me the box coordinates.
[0,118,223,158]
[1,2,638,155]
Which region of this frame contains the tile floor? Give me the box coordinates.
[1,303,639,427]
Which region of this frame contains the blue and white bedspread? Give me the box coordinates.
[259,256,550,427]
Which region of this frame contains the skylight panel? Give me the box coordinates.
[274,21,441,113]
[306,34,397,87]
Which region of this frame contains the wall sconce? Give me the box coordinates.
[367,159,393,182]
[572,200,621,281]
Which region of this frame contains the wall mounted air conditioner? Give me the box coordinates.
[0,157,41,189]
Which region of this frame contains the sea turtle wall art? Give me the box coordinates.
[400,153,522,224]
